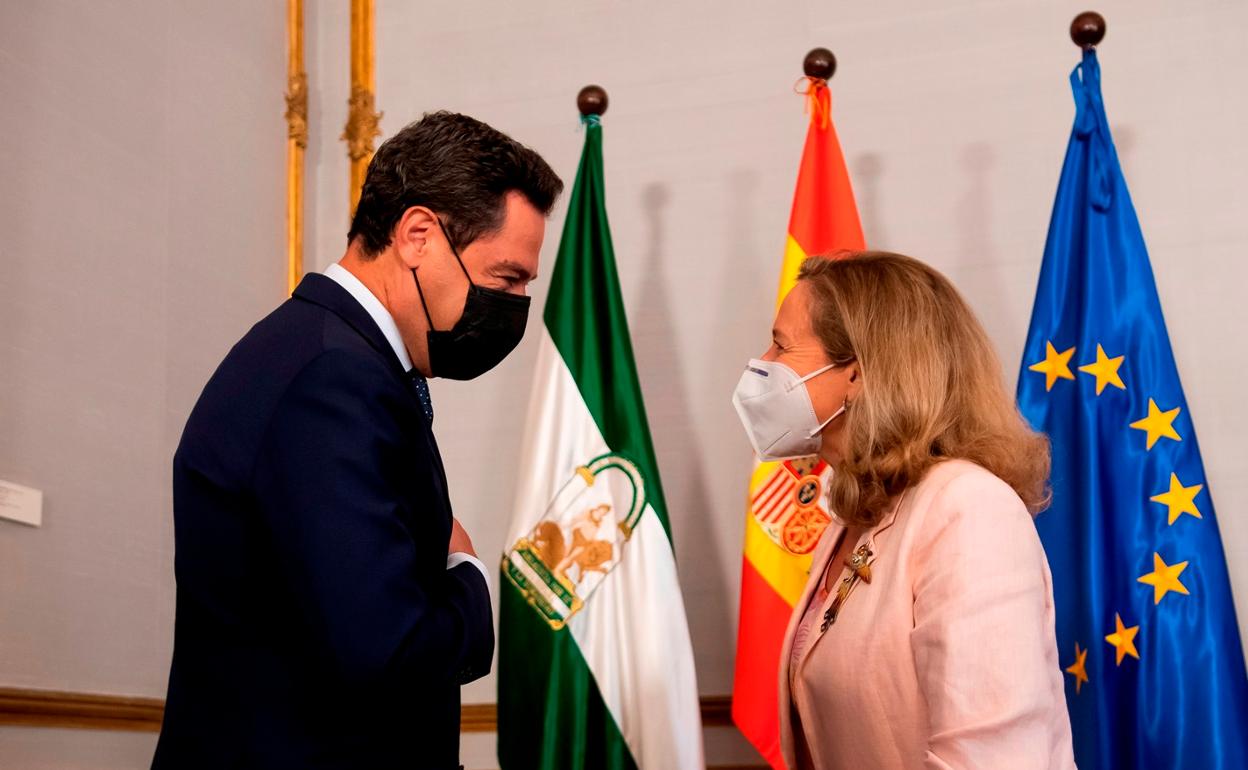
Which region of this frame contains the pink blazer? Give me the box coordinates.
[778,460,1076,769]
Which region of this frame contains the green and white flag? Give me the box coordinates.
[498,113,703,769]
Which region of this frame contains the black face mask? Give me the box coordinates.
[411,220,531,380]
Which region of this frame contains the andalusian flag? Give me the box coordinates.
[731,77,864,768]
[498,112,703,769]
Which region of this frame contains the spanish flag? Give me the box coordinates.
[731,77,863,768]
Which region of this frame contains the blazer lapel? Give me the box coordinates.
[791,520,854,674]
[779,517,845,699]
[794,493,912,672]
[292,273,409,379]
[777,516,845,768]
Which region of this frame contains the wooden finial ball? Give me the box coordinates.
[803,47,837,80]
[577,85,608,117]
[1070,11,1106,49]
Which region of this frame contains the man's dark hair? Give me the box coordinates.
[347,111,564,256]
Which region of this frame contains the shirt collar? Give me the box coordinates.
[323,263,414,372]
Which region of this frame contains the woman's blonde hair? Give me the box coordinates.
[798,251,1050,527]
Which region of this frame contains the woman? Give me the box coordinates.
[732,252,1075,769]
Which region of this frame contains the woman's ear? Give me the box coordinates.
[845,361,864,404]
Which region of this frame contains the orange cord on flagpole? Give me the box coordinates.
[794,76,830,130]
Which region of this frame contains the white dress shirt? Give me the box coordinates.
[323,263,489,586]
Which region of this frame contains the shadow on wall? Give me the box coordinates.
[706,165,783,675]
[1113,124,1137,185]
[632,180,737,680]
[852,151,886,249]
[957,141,995,260]
[946,141,1030,372]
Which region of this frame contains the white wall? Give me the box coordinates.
[2,1,1245,769]
[0,0,285,766]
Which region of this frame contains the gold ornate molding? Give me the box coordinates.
[0,687,163,732]
[343,86,381,162]
[285,0,306,294]
[343,0,381,216]
[285,72,308,150]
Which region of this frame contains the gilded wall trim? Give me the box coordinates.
[0,686,739,736]
[343,0,381,216]
[0,687,163,732]
[284,0,306,294]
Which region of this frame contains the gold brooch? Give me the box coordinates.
[821,543,873,632]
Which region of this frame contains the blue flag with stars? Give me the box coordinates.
[1018,48,1248,769]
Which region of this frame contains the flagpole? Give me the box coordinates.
[1070,10,1106,49]
[577,84,608,117]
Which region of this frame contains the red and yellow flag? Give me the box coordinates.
[731,79,864,769]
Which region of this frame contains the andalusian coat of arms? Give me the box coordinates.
[503,453,645,629]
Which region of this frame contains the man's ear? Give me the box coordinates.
[392,206,439,269]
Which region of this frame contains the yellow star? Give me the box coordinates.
[1104,613,1140,665]
[1029,341,1077,391]
[1129,399,1182,450]
[1065,643,1089,694]
[1137,552,1191,605]
[1077,344,1126,395]
[1150,473,1204,525]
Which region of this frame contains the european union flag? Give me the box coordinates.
[1017,48,1248,769]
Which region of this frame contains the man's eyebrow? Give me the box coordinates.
[493,260,535,281]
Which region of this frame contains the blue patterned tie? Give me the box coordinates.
[409,374,434,423]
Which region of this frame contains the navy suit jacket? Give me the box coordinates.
[153,274,492,770]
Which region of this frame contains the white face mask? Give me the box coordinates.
[731,359,846,461]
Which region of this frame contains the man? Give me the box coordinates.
[153,112,563,769]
